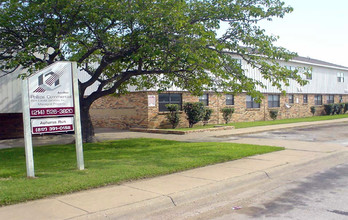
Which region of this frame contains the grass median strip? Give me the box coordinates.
[0,138,282,206]
[171,114,348,131]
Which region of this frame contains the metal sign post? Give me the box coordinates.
[72,62,84,170]
[22,61,84,178]
[22,78,35,178]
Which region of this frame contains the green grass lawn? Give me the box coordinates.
[0,138,282,206]
[172,114,348,131]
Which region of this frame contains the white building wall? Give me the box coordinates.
[0,70,22,113]
[242,59,348,94]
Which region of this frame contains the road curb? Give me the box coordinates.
[71,150,348,219]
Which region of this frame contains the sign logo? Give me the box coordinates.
[33,68,64,93]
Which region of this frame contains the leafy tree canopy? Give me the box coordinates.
[0,0,309,141]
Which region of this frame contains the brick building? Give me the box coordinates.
[90,56,348,129]
[1,56,348,139]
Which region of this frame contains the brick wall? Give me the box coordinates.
[89,92,348,130]
[147,92,199,128]
[0,113,24,139]
[90,92,149,129]
[2,92,346,139]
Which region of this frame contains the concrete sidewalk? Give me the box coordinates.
[0,118,347,219]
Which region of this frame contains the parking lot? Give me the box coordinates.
[226,122,348,147]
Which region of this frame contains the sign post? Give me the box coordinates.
[22,78,35,178]
[72,62,84,170]
[22,61,84,177]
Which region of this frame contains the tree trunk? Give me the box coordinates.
[80,104,96,143]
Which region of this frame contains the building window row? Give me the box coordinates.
[158,93,339,111]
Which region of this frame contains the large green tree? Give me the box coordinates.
[0,0,308,142]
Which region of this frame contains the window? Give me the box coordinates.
[339,95,343,103]
[327,95,334,104]
[199,93,209,106]
[226,58,242,73]
[303,94,308,104]
[246,95,260,108]
[305,69,312,80]
[232,58,242,66]
[159,93,182,112]
[285,66,296,78]
[226,94,234,105]
[314,95,322,105]
[268,94,280,108]
[337,73,344,82]
[288,94,294,104]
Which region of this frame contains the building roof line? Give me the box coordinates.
[291,56,348,71]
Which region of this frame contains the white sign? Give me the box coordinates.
[28,62,74,117]
[31,117,74,134]
[22,61,84,177]
[148,95,156,107]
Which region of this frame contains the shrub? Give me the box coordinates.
[325,104,344,115]
[338,103,345,114]
[324,104,333,115]
[183,102,205,128]
[221,107,235,124]
[344,103,348,113]
[203,108,213,126]
[310,106,316,116]
[332,104,342,115]
[269,109,278,120]
[165,104,180,129]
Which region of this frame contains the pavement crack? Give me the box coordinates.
[245,158,271,161]
[287,149,327,153]
[166,195,177,206]
[124,185,163,196]
[327,209,348,216]
[177,173,218,182]
[263,171,271,179]
[56,199,89,213]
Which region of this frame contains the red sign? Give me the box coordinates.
[32,125,74,134]
[31,117,74,134]
[30,107,75,117]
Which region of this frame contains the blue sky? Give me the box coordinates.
[258,0,348,67]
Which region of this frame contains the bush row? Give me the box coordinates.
[324,103,348,115]
[167,102,348,128]
[165,102,235,128]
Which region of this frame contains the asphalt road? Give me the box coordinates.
[144,123,348,220]
[216,123,348,219]
[212,163,348,220]
[144,162,348,220]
